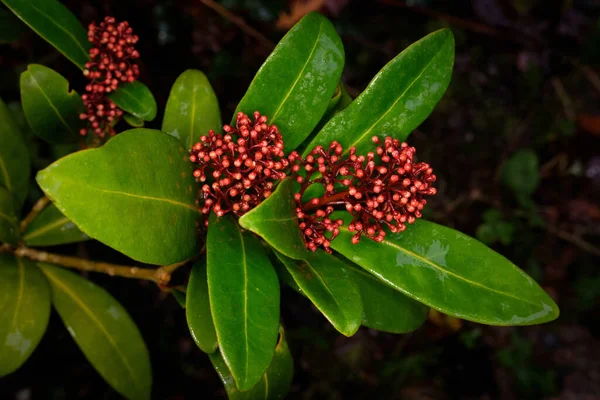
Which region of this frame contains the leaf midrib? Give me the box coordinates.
[0,210,18,227]
[270,20,324,123]
[233,222,250,386]
[43,267,143,392]
[337,227,540,307]
[23,216,71,241]
[7,258,25,343]
[303,259,342,314]
[50,175,199,213]
[28,3,89,67]
[343,40,447,155]
[0,156,12,191]
[26,72,77,136]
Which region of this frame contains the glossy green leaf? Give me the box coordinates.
[330,213,559,325]
[123,113,145,128]
[0,254,51,377]
[162,69,222,150]
[0,7,27,43]
[186,260,218,353]
[22,202,88,247]
[0,186,19,245]
[502,149,540,197]
[343,257,429,333]
[234,12,344,152]
[210,326,293,400]
[40,264,151,400]
[207,213,280,391]
[171,289,186,308]
[239,178,307,260]
[108,81,157,122]
[274,250,362,336]
[36,129,200,265]
[20,64,84,144]
[305,29,454,157]
[0,97,30,208]
[0,0,89,69]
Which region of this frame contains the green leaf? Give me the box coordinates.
[186,260,218,354]
[36,129,200,265]
[234,12,344,152]
[0,7,27,43]
[171,289,186,308]
[22,202,88,247]
[20,64,84,144]
[0,0,90,69]
[162,69,222,150]
[0,254,51,377]
[502,149,540,197]
[207,213,280,391]
[343,257,429,333]
[239,178,307,260]
[304,29,454,157]
[210,326,294,400]
[330,213,559,326]
[123,113,145,128]
[108,81,157,122]
[274,250,362,336]
[0,97,30,208]
[39,264,151,400]
[0,186,19,245]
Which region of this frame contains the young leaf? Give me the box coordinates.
[207,214,280,391]
[0,0,90,69]
[0,186,19,245]
[162,70,222,150]
[209,326,294,400]
[330,213,559,326]
[22,202,88,247]
[108,81,157,122]
[186,260,218,354]
[36,129,200,265]
[274,250,362,337]
[39,264,151,400]
[234,12,344,152]
[239,178,307,260]
[343,257,429,333]
[20,64,84,144]
[304,29,454,157]
[0,254,51,377]
[0,97,30,208]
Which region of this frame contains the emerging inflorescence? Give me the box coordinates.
[290,136,436,251]
[190,112,289,219]
[79,17,140,137]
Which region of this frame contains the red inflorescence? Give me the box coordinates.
[291,136,437,251]
[79,17,140,137]
[190,112,289,219]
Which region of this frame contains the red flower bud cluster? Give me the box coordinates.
[190,112,289,218]
[291,136,436,251]
[79,17,140,137]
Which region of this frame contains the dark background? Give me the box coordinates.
[1,0,600,399]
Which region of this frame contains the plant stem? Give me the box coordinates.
[1,245,189,285]
[303,191,349,212]
[20,196,51,232]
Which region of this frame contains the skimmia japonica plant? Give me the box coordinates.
[0,1,559,399]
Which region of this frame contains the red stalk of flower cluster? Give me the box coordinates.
[189,111,437,251]
[190,112,289,219]
[79,17,140,137]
